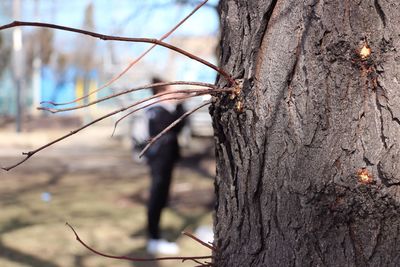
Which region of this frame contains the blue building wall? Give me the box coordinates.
[40,65,77,108]
[0,65,100,116]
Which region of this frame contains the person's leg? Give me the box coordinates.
[147,157,174,239]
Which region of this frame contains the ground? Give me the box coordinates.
[0,117,215,267]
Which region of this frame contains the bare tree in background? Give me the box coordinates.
[25,28,53,79]
[0,32,11,77]
[75,3,96,72]
[37,28,54,65]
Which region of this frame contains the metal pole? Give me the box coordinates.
[32,0,42,115]
[12,0,22,132]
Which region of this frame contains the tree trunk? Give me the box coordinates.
[212,0,400,266]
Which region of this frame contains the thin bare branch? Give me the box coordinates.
[194,263,213,267]
[39,81,218,112]
[112,87,231,135]
[182,231,216,251]
[160,0,209,40]
[188,258,207,265]
[1,90,220,171]
[0,21,235,85]
[42,0,210,106]
[65,223,212,263]
[139,100,212,158]
[111,94,196,137]
[1,109,121,171]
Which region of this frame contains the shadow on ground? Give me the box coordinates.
[0,127,215,267]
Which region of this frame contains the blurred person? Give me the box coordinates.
[143,77,186,254]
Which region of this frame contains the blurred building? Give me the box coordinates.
[0,0,219,137]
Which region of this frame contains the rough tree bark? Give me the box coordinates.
[212,0,400,266]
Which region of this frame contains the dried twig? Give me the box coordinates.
[39,81,218,113]
[194,263,213,267]
[41,0,211,106]
[190,258,207,265]
[1,92,213,171]
[112,87,231,135]
[0,21,234,85]
[66,223,212,263]
[182,231,216,251]
[111,92,205,137]
[139,100,212,158]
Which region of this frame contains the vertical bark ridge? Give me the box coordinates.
[214,0,400,266]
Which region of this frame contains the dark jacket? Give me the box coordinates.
[144,103,185,160]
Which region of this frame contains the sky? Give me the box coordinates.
[0,0,220,82]
[0,0,219,42]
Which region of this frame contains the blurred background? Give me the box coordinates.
[0,0,220,266]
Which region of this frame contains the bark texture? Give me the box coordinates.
[212,0,400,266]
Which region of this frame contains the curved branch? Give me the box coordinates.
[111,87,231,135]
[66,223,212,263]
[182,231,216,251]
[39,81,218,112]
[139,100,212,157]
[0,21,235,85]
[45,0,211,106]
[1,89,224,171]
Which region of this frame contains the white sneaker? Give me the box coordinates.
[147,239,180,255]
